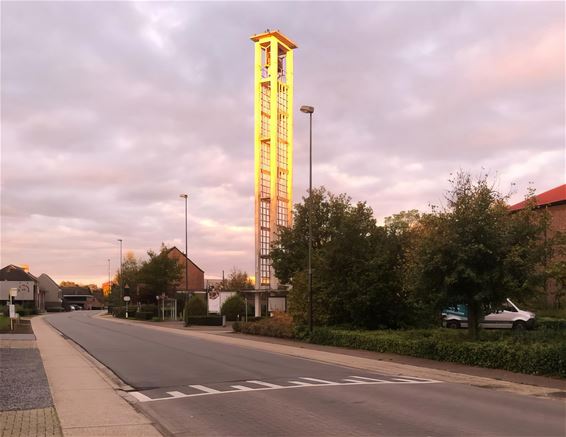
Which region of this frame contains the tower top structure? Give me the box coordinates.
[250,30,298,50]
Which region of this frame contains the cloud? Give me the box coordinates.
[1,1,563,284]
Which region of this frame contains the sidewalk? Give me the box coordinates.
[31,316,162,437]
[0,330,62,437]
[103,315,566,400]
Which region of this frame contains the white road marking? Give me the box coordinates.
[129,391,153,402]
[129,376,442,403]
[190,385,220,394]
[231,385,254,391]
[288,380,313,386]
[348,376,389,383]
[300,377,335,384]
[391,378,427,383]
[247,380,283,388]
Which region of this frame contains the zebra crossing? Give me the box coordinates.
[129,374,441,403]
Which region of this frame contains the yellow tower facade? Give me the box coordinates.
[251,30,296,308]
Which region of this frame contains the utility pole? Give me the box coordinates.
[300,105,315,332]
[117,239,123,298]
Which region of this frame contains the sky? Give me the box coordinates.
[1,1,564,286]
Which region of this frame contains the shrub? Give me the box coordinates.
[135,311,154,320]
[184,296,207,324]
[537,318,566,331]
[139,304,157,315]
[112,306,137,318]
[186,316,223,326]
[221,295,253,321]
[307,328,566,377]
[232,311,294,338]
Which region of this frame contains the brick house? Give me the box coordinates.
[166,246,205,292]
[510,184,566,304]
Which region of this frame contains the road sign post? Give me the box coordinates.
[123,296,131,318]
[9,288,17,331]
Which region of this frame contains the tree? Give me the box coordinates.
[137,244,182,303]
[59,281,80,287]
[547,231,566,308]
[271,187,413,328]
[114,252,141,297]
[226,268,254,290]
[408,173,549,338]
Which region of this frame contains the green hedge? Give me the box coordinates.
[135,311,154,320]
[112,306,137,318]
[537,318,566,331]
[308,328,566,377]
[185,316,223,326]
[233,314,294,339]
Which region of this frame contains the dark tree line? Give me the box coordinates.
[271,173,557,337]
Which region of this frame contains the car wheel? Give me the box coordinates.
[513,321,527,331]
[446,320,460,329]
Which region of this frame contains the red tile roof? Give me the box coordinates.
[509,184,566,211]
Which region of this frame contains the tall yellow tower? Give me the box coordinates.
[251,30,296,314]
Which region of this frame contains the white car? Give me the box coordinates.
[442,298,536,330]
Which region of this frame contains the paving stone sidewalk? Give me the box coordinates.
[0,332,63,437]
[0,408,62,437]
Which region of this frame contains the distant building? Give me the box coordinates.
[510,184,566,304]
[61,286,103,310]
[37,273,63,310]
[166,247,205,292]
[0,264,44,311]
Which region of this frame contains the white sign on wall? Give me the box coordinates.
[0,281,34,301]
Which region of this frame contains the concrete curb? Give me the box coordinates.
[32,316,162,436]
[101,314,566,401]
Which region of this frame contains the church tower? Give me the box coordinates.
[251,30,297,315]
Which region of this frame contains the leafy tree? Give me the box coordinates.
[114,252,141,297]
[137,244,182,303]
[59,281,80,287]
[185,295,207,317]
[221,295,253,321]
[272,187,413,328]
[226,268,254,290]
[547,231,566,308]
[408,173,549,338]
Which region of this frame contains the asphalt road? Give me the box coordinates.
[45,311,565,436]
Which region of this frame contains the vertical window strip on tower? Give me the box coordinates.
[261,43,271,79]
[277,200,288,227]
[260,172,270,198]
[278,171,287,199]
[278,114,287,141]
[277,84,288,113]
[277,141,287,170]
[261,141,270,170]
[260,83,271,138]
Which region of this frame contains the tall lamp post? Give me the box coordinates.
[300,105,315,333]
[179,194,189,299]
[117,239,123,298]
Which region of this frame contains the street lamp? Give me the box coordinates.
[117,239,123,298]
[300,105,315,333]
[179,194,189,299]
